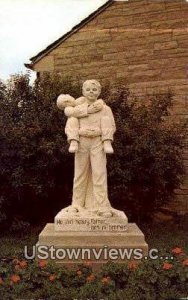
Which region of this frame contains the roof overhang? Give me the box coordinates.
[25,0,113,70]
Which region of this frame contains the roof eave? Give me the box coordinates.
[27,0,113,67]
[24,63,34,70]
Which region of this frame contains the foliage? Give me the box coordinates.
[0,73,80,229]
[0,73,186,228]
[107,84,186,221]
[0,248,188,300]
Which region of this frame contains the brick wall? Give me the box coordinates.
[32,0,188,214]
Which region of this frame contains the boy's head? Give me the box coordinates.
[82,80,101,102]
[57,94,75,110]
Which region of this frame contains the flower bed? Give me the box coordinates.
[0,247,187,300]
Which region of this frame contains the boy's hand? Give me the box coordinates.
[88,100,103,114]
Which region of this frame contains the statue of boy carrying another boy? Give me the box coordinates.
[57,80,116,218]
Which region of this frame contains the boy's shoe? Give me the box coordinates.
[97,210,113,218]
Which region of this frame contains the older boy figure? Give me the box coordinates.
[58,80,116,218]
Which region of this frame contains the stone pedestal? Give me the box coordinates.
[36,207,148,268]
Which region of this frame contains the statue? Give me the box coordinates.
[57,80,116,218]
[37,82,147,258]
[37,80,148,258]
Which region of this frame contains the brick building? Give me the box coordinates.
[26,0,188,214]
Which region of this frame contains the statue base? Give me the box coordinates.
[36,208,148,268]
[55,207,128,232]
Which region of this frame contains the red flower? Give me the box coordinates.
[86,274,95,282]
[10,274,21,283]
[0,277,3,285]
[49,274,56,281]
[101,276,110,284]
[77,270,82,276]
[38,259,48,268]
[182,259,188,266]
[128,261,138,270]
[163,263,173,270]
[19,260,27,268]
[172,247,183,255]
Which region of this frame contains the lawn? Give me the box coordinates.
[0,219,187,259]
[0,219,187,300]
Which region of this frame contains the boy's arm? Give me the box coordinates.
[105,106,116,134]
[64,103,88,118]
[64,100,104,118]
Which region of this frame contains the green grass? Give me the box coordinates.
[142,221,188,253]
[0,220,187,259]
[0,226,41,258]
[0,221,187,300]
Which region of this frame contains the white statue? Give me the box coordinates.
[57,80,116,218]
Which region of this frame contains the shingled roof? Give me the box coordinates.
[25,0,113,70]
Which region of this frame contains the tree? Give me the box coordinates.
[0,73,186,230]
[107,84,186,221]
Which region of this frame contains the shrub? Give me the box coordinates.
[0,249,187,300]
[0,73,186,227]
[107,84,186,221]
[0,73,80,228]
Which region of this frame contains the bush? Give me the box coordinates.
[107,85,186,221]
[0,73,80,228]
[0,73,186,227]
[0,248,187,300]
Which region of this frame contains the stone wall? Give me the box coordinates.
[32,0,188,214]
